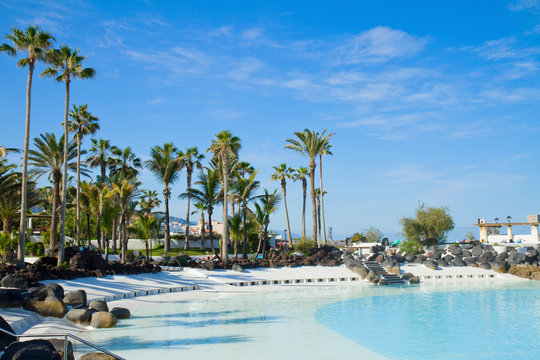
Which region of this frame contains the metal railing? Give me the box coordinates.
[0,327,125,360]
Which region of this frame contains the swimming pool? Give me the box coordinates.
[81,281,540,359]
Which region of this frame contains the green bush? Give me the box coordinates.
[399,239,425,255]
[0,232,17,262]
[25,242,44,256]
[294,240,317,254]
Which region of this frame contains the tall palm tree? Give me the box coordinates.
[139,190,161,217]
[271,163,294,247]
[254,189,281,258]
[207,130,241,264]
[318,138,333,244]
[180,168,221,256]
[1,25,55,266]
[231,171,260,258]
[315,188,322,241]
[228,212,242,258]
[129,214,157,259]
[110,146,142,180]
[145,143,183,253]
[68,104,99,245]
[87,139,118,180]
[285,129,333,246]
[85,183,109,254]
[293,167,309,241]
[28,133,78,254]
[107,179,136,263]
[41,45,95,265]
[179,147,204,250]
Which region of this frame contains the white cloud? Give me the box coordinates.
[333,26,428,64]
[508,0,539,11]
[212,108,244,120]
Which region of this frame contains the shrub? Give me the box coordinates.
[399,239,425,255]
[294,240,317,254]
[25,242,44,256]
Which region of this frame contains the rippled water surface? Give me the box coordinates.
[81,281,540,360]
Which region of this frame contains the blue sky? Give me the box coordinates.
[1,0,540,240]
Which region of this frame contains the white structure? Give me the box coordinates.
[475,214,540,244]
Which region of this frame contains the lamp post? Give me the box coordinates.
[494,217,499,223]
[506,216,513,242]
[506,216,512,223]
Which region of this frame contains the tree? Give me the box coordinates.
[231,171,260,258]
[254,189,281,258]
[85,183,110,254]
[28,133,79,255]
[364,226,384,243]
[207,130,241,264]
[180,168,221,256]
[87,139,118,180]
[292,167,309,241]
[400,203,454,252]
[1,25,55,267]
[42,45,95,266]
[228,212,243,258]
[271,163,294,247]
[68,104,99,245]
[129,214,157,259]
[285,129,333,246]
[110,146,142,180]
[145,143,183,253]
[318,133,333,244]
[139,190,161,217]
[179,147,204,250]
[107,179,137,263]
[192,202,207,249]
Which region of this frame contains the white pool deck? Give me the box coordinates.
[0,264,527,338]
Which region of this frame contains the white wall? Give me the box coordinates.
[88,238,220,251]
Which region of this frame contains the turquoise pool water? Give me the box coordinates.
[82,281,540,359]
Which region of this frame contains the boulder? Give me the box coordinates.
[436,259,448,267]
[414,255,426,264]
[2,339,61,360]
[464,257,478,267]
[506,246,516,252]
[23,297,67,318]
[63,290,87,308]
[492,261,509,273]
[366,269,379,283]
[378,278,388,285]
[45,284,64,299]
[47,339,74,360]
[462,250,472,258]
[530,272,540,280]
[452,257,465,267]
[110,307,130,319]
[28,285,60,302]
[351,266,369,279]
[507,252,526,265]
[0,290,25,308]
[462,244,474,250]
[404,254,416,263]
[496,252,508,261]
[90,311,118,328]
[443,254,454,263]
[471,245,483,257]
[409,276,420,284]
[344,259,363,270]
[231,263,243,273]
[88,300,108,312]
[0,315,16,351]
[401,272,415,280]
[478,252,494,263]
[423,259,438,270]
[79,353,117,360]
[1,275,28,290]
[66,309,92,325]
[449,245,462,256]
[479,262,491,270]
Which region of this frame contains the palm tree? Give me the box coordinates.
[293,167,309,241]
[318,138,333,244]
[41,45,95,265]
[139,190,161,217]
[180,168,221,256]
[315,188,322,240]
[285,129,333,246]
[145,143,183,253]
[68,104,99,245]
[236,161,255,179]
[1,25,55,266]
[28,133,78,255]
[228,212,242,258]
[271,163,294,247]
[192,202,207,249]
[80,181,93,244]
[231,171,260,258]
[85,183,109,254]
[87,139,118,180]
[129,214,157,259]
[254,189,281,258]
[107,179,136,263]
[0,160,19,232]
[207,130,241,264]
[179,147,204,250]
[110,147,142,180]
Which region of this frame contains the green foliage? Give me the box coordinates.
[0,232,17,262]
[25,241,44,256]
[465,231,477,241]
[364,226,384,243]
[294,240,316,254]
[350,232,365,243]
[399,239,425,255]
[400,203,454,246]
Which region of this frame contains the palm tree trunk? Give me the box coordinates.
[50,173,61,255]
[301,178,307,241]
[17,62,34,268]
[200,211,205,250]
[120,212,126,263]
[222,156,229,264]
[96,215,102,255]
[184,172,191,250]
[104,234,109,262]
[263,224,269,258]
[319,154,327,245]
[58,79,70,267]
[242,205,248,258]
[76,135,81,246]
[164,186,171,253]
[208,210,218,257]
[309,160,317,245]
[255,228,264,258]
[86,212,91,245]
[282,180,292,247]
[112,217,117,253]
[316,195,321,242]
